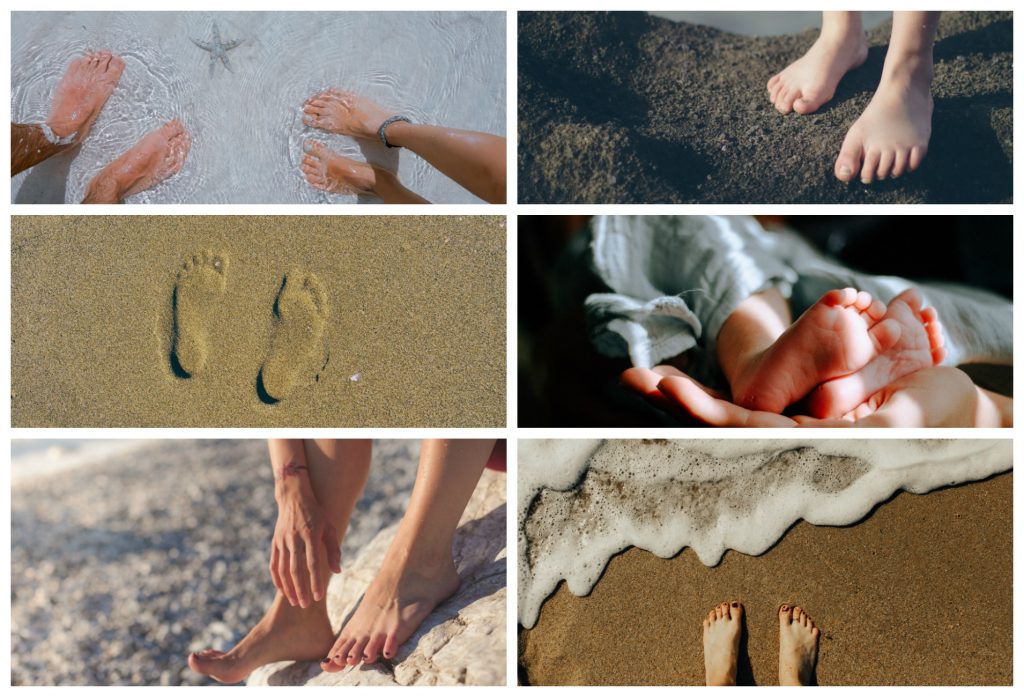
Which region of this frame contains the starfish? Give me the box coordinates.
[190,22,242,76]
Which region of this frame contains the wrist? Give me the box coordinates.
[381,119,413,148]
[274,462,314,501]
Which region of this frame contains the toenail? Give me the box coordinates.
[731,602,738,607]
[839,166,851,176]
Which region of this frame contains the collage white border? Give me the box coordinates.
[3,0,1021,691]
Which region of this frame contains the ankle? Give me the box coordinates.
[880,49,934,89]
[82,174,123,204]
[382,536,456,578]
[819,12,864,43]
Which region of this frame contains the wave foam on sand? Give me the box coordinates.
[518,439,1011,628]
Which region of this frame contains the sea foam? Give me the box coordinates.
[518,439,1011,628]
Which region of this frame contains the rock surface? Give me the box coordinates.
[249,468,507,686]
[519,11,1012,203]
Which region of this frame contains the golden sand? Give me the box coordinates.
[12,216,506,427]
[520,474,1012,686]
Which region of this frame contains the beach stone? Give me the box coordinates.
[248,469,507,687]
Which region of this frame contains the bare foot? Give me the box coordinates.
[188,594,335,685]
[321,553,460,669]
[805,288,945,418]
[835,54,933,183]
[767,16,867,115]
[82,120,190,203]
[731,288,901,414]
[702,600,743,686]
[778,604,820,686]
[46,51,125,142]
[302,88,393,140]
[301,140,378,195]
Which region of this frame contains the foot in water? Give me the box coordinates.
[188,593,335,684]
[702,600,743,686]
[82,119,190,203]
[321,550,460,668]
[778,605,820,686]
[171,251,228,377]
[258,271,330,402]
[805,288,945,418]
[46,50,125,143]
[302,88,393,139]
[834,54,933,183]
[731,288,900,414]
[767,12,867,115]
[301,141,379,196]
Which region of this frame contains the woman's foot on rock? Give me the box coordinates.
[302,88,393,139]
[835,54,933,183]
[703,600,743,686]
[321,552,460,669]
[188,593,335,684]
[46,50,125,142]
[767,15,867,115]
[778,604,820,686]
[82,119,190,203]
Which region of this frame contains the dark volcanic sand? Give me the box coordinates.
[518,11,1012,203]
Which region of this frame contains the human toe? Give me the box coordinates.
[729,600,744,621]
[382,635,400,661]
[362,634,386,664]
[876,149,895,180]
[793,87,830,115]
[909,145,927,172]
[860,149,881,184]
[779,604,793,623]
[775,88,797,114]
[891,149,909,178]
[834,137,863,182]
[347,636,370,665]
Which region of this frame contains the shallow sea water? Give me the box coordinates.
[11,11,506,203]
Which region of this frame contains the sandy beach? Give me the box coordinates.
[519,472,1012,685]
[518,11,1012,203]
[11,216,505,427]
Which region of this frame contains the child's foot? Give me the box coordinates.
[321,550,460,669]
[835,54,933,183]
[188,594,335,684]
[778,605,820,686]
[302,88,393,139]
[805,288,945,418]
[82,120,191,202]
[702,601,743,686]
[767,17,867,115]
[46,51,125,142]
[731,288,900,414]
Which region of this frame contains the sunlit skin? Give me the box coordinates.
[11,51,124,176]
[302,88,505,203]
[720,287,944,418]
[82,120,191,203]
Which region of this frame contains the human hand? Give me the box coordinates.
[271,471,341,607]
[302,88,394,140]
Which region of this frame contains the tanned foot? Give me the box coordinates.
[301,140,378,195]
[82,119,190,203]
[778,604,820,686]
[188,594,335,685]
[731,288,901,414]
[321,553,460,669]
[702,600,743,686]
[46,51,125,143]
[302,88,393,139]
[805,288,945,418]
[767,17,867,114]
[835,54,934,183]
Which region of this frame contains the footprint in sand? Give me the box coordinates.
[171,251,228,378]
[258,271,330,403]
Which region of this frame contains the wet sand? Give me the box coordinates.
[11,216,505,426]
[519,11,1012,203]
[520,473,1012,685]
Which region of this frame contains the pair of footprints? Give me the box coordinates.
[170,252,330,403]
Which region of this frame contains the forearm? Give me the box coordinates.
[975,386,1012,427]
[12,122,72,176]
[384,121,506,203]
[268,439,316,502]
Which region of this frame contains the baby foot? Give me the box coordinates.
[171,251,228,377]
[767,21,867,114]
[835,56,933,183]
[805,288,945,418]
[301,141,377,195]
[82,120,191,202]
[778,605,820,686]
[702,601,743,686]
[46,51,125,142]
[731,288,900,414]
[258,271,330,403]
[321,554,460,669]
[188,594,335,684]
[302,88,393,140]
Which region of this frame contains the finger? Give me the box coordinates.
[289,538,312,608]
[306,533,326,602]
[325,523,342,574]
[269,544,283,592]
[279,543,299,606]
[657,374,797,427]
